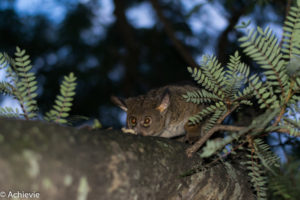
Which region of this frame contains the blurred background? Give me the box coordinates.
[1,0,300,197]
[0,0,287,126]
[1,0,299,158]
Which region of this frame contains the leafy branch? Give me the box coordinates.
[0,47,78,125]
[45,73,77,124]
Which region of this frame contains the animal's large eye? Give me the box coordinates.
[129,116,137,126]
[143,116,152,127]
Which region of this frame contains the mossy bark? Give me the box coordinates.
[0,119,255,200]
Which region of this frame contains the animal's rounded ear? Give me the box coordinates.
[111,96,128,112]
[156,89,170,113]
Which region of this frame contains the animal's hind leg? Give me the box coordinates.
[184,122,203,144]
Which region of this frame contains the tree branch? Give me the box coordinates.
[0,118,255,200]
[113,0,140,96]
[186,124,300,157]
[186,125,245,157]
[217,104,239,124]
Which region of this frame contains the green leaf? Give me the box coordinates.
[57,119,67,124]
[60,113,69,118]
[45,72,77,124]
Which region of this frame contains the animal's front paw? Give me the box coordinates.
[121,127,137,135]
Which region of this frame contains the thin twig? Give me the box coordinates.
[186,125,244,157]
[186,104,239,157]
[273,81,294,126]
[186,125,299,157]
[217,104,239,124]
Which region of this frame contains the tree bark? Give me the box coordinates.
[0,119,255,200]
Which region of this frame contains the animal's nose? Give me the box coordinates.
[135,130,146,136]
[136,131,144,136]
[140,131,151,136]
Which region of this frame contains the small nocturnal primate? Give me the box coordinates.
[111,84,205,141]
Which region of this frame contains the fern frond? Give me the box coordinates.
[236,85,254,100]
[45,72,77,124]
[253,138,280,174]
[225,51,250,99]
[242,151,268,200]
[188,101,225,125]
[183,89,221,104]
[248,74,279,109]
[188,55,226,98]
[281,3,300,60]
[187,51,255,116]
[283,115,300,127]
[14,47,38,119]
[200,110,279,159]
[241,139,280,200]
[0,107,20,118]
[280,123,300,136]
[239,26,289,95]
[294,76,300,90]
[290,126,300,136]
[203,109,224,132]
[224,73,244,100]
[239,100,253,106]
[269,176,292,199]
[0,52,17,83]
[280,102,300,136]
[0,81,15,96]
[0,52,9,69]
[269,158,300,199]
[289,88,300,105]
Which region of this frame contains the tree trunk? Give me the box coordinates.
[113,0,141,96]
[0,119,255,200]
